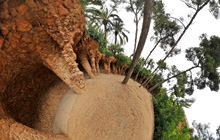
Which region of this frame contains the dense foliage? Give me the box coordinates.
[186,35,220,91]
[153,89,195,140]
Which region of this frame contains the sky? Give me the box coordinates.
[117,0,220,135]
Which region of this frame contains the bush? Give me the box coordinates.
[115,53,131,66]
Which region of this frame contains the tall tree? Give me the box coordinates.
[134,0,181,82]
[186,35,220,91]
[142,0,220,86]
[125,0,145,54]
[122,0,153,84]
[149,35,220,94]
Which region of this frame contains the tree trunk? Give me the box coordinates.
[134,39,161,81]
[134,70,141,81]
[122,66,129,75]
[144,38,162,63]
[142,76,151,87]
[115,32,118,44]
[133,16,139,54]
[104,24,107,48]
[122,0,153,84]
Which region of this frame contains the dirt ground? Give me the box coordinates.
[33,74,154,140]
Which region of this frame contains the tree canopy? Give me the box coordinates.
[186,35,220,91]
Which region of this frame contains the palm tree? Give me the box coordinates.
[111,19,129,45]
[86,7,122,47]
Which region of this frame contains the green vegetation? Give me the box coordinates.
[153,90,194,140]
[186,35,220,91]
[80,0,220,139]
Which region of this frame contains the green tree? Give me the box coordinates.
[143,34,220,95]
[153,89,194,140]
[133,57,148,80]
[148,65,197,94]
[115,53,131,67]
[142,0,220,87]
[108,44,124,55]
[134,0,181,83]
[186,35,220,91]
[87,22,106,49]
[151,0,181,57]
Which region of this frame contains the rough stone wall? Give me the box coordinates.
[2,66,57,127]
[0,0,85,139]
[0,0,86,96]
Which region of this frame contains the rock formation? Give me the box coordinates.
[87,36,99,75]
[0,0,85,139]
[107,56,116,74]
[100,54,109,73]
[74,33,99,78]
[95,51,103,73]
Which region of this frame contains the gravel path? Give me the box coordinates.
[33,74,154,140]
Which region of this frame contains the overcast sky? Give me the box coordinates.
[118,0,220,134]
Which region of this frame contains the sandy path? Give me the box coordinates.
[33,74,154,140]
